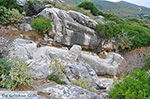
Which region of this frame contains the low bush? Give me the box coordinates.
[0,6,10,24]
[0,0,20,10]
[0,58,33,90]
[109,69,150,99]
[78,1,103,16]
[110,56,150,99]
[96,23,150,50]
[104,13,125,24]
[31,18,52,34]
[0,58,12,77]
[47,74,67,85]
[0,6,23,24]
[7,8,24,23]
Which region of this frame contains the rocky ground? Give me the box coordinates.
[0,38,123,99]
[1,0,148,99]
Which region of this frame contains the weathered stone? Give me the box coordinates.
[9,39,37,61]
[38,8,99,50]
[67,45,82,61]
[78,52,124,75]
[28,3,45,15]
[20,23,32,31]
[17,0,27,6]
[20,16,32,23]
[36,84,102,99]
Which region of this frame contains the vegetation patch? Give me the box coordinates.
[31,18,52,34]
[0,6,23,24]
[72,78,96,92]
[78,1,103,16]
[96,23,150,51]
[109,57,150,99]
[47,74,67,85]
[0,58,33,90]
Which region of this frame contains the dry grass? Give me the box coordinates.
[119,47,150,73]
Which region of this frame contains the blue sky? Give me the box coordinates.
[106,0,150,8]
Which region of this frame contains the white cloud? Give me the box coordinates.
[106,0,121,2]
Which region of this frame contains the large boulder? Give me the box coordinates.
[36,84,102,99]
[9,39,37,61]
[27,3,45,15]
[38,8,99,50]
[78,52,124,75]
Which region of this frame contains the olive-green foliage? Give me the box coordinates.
[0,58,12,77]
[109,69,150,99]
[78,1,103,16]
[114,24,150,49]
[8,8,24,23]
[0,58,33,90]
[31,18,52,34]
[47,74,67,85]
[96,23,116,39]
[0,6,10,24]
[115,29,132,50]
[104,13,125,24]
[0,0,20,10]
[72,78,96,92]
[96,23,150,50]
[0,6,23,24]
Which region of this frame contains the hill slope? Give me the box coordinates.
[63,0,150,18]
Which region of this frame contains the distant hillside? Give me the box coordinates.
[63,0,150,18]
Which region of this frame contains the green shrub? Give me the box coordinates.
[115,29,132,50]
[0,6,10,24]
[0,58,12,77]
[0,58,33,90]
[7,8,24,23]
[31,18,52,34]
[109,69,150,99]
[96,23,150,50]
[78,1,103,16]
[104,13,125,24]
[0,6,23,24]
[0,0,21,11]
[114,24,150,49]
[47,74,67,85]
[96,23,116,39]
[72,78,96,92]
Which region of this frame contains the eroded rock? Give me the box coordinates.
[36,84,102,99]
[38,8,99,50]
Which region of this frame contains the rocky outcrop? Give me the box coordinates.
[9,39,124,77]
[27,3,45,15]
[8,39,124,98]
[38,8,99,50]
[9,39,37,61]
[78,52,124,75]
[36,84,102,99]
